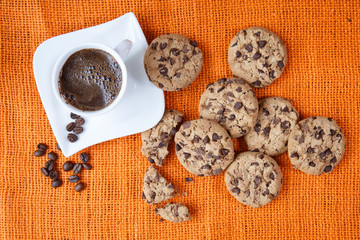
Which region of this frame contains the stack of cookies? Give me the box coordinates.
[139,28,346,222]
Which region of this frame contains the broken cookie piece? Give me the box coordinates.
[155,203,191,223]
[142,166,176,204]
[141,109,184,166]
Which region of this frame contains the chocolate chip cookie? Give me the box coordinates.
[141,109,184,166]
[228,27,287,88]
[244,97,299,156]
[225,151,283,208]
[174,119,235,176]
[199,77,258,138]
[144,34,203,91]
[142,166,176,204]
[288,117,346,175]
[155,203,191,223]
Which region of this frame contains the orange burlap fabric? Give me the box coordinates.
[1,0,359,239]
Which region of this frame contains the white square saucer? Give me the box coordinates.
[33,12,164,157]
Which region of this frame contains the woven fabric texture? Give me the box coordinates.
[1,0,359,239]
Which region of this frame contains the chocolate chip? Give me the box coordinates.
[330,129,337,136]
[159,67,168,76]
[245,44,253,52]
[66,122,76,132]
[281,121,290,129]
[290,152,299,158]
[243,30,247,35]
[203,136,210,144]
[183,45,189,53]
[168,57,175,65]
[272,117,280,125]
[254,176,262,188]
[250,162,259,166]
[190,41,198,47]
[336,133,343,143]
[158,141,166,148]
[278,61,284,67]
[253,52,261,60]
[254,123,261,132]
[235,51,242,58]
[150,191,156,199]
[158,83,164,88]
[244,190,250,197]
[161,132,169,140]
[298,135,305,144]
[182,152,190,160]
[212,133,220,141]
[264,163,270,167]
[229,114,235,121]
[159,43,167,50]
[309,161,316,167]
[263,62,269,68]
[242,55,248,60]
[147,157,155,164]
[255,31,261,36]
[231,102,243,111]
[252,80,261,86]
[206,83,213,89]
[232,187,240,194]
[182,121,191,129]
[170,127,177,136]
[175,144,182,151]
[257,40,267,48]
[307,147,315,153]
[269,70,275,79]
[315,129,325,139]
[217,108,225,115]
[262,189,269,196]
[235,87,242,93]
[258,155,264,159]
[202,164,211,170]
[263,127,270,136]
[151,42,158,49]
[324,165,332,173]
[252,148,260,152]
[218,78,226,83]
[198,174,204,177]
[195,155,203,160]
[281,106,289,113]
[330,157,337,163]
[262,108,270,116]
[269,173,275,180]
[170,48,180,56]
[232,42,238,47]
[226,92,235,98]
[220,148,230,156]
[213,169,222,175]
[217,86,225,93]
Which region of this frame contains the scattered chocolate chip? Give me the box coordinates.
[281,106,289,112]
[330,157,337,163]
[147,157,155,164]
[277,61,284,67]
[245,44,253,52]
[158,141,166,148]
[257,40,267,48]
[330,129,337,136]
[252,148,260,152]
[262,189,269,196]
[229,114,235,121]
[75,118,85,126]
[315,129,325,139]
[217,86,225,93]
[202,136,210,144]
[309,161,316,167]
[159,67,168,76]
[67,133,78,143]
[262,108,270,116]
[244,190,250,197]
[324,165,332,173]
[242,54,248,60]
[159,43,167,50]
[202,164,211,170]
[236,51,241,58]
[253,52,261,60]
[258,155,264,159]
[232,42,238,47]
[170,48,180,56]
[290,152,299,158]
[269,70,275,79]
[234,102,243,109]
[264,163,270,167]
[255,31,261,36]
[158,83,164,88]
[220,148,230,156]
[175,144,182,151]
[232,187,240,194]
[251,162,259,166]
[213,169,222,175]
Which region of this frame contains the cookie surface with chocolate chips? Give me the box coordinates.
[174,119,235,176]
[244,97,299,156]
[225,151,283,208]
[144,34,203,91]
[142,166,176,204]
[288,117,346,175]
[199,77,258,138]
[228,27,287,88]
[141,109,183,166]
[155,203,191,223]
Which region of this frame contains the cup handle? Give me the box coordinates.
[114,39,132,60]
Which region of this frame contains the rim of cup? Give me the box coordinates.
[52,42,128,117]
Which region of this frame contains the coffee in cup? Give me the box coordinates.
[58,48,123,111]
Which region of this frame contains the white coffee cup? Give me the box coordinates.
[52,40,132,117]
